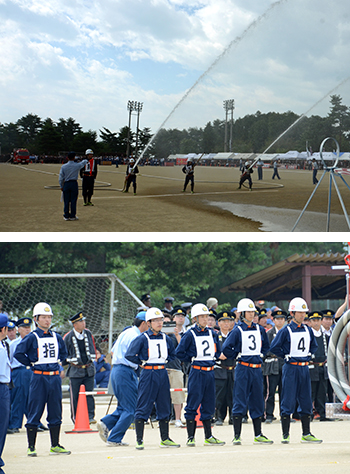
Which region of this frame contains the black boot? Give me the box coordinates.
[301,415,311,436]
[202,419,212,440]
[232,415,242,443]
[27,426,37,450]
[186,419,196,440]
[281,415,290,443]
[159,419,169,442]
[49,424,60,447]
[135,419,145,443]
[252,416,262,437]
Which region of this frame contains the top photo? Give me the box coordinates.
[1,0,350,232]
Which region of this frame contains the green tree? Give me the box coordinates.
[36,118,63,154]
[16,113,43,148]
[327,94,350,148]
[56,117,82,151]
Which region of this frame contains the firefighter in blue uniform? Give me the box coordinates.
[269,297,322,444]
[221,298,273,445]
[125,307,180,450]
[175,303,225,447]
[14,302,70,456]
[8,317,33,433]
[0,313,11,474]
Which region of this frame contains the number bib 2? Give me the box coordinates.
[238,326,261,356]
[144,333,168,364]
[191,330,215,361]
[287,326,310,357]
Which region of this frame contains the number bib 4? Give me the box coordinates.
[238,326,261,356]
[144,333,168,364]
[191,330,215,361]
[287,326,310,357]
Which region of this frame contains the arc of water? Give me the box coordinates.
[131,0,288,170]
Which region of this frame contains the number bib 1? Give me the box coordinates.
[238,326,261,356]
[33,332,59,365]
[191,330,215,361]
[287,326,310,357]
[144,333,168,364]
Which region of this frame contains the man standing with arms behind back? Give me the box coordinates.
[59,151,87,221]
[80,149,98,206]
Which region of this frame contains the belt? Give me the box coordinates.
[143,365,165,370]
[192,365,214,371]
[238,361,261,368]
[33,370,59,375]
[222,366,235,370]
[0,382,10,386]
[74,363,92,369]
[290,362,308,366]
[312,362,326,366]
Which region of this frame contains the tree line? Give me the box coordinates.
[1,95,349,158]
[0,242,345,311]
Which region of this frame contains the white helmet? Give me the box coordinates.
[129,158,135,163]
[145,307,164,322]
[288,297,309,312]
[237,298,256,313]
[245,161,249,166]
[33,302,53,317]
[191,303,210,320]
[85,149,93,155]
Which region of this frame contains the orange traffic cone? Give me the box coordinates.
[65,384,97,434]
[195,405,203,427]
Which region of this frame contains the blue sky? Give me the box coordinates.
[1,0,350,140]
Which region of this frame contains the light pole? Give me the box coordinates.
[135,102,143,159]
[223,99,235,152]
[126,100,135,159]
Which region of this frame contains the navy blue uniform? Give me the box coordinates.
[0,339,11,473]
[269,321,318,417]
[222,321,269,419]
[176,325,220,420]
[14,328,68,427]
[125,329,175,421]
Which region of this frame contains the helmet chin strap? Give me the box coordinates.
[241,312,252,326]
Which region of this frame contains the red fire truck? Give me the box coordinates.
[13,148,30,164]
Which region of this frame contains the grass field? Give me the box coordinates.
[1,163,349,233]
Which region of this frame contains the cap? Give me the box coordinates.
[266,318,275,326]
[141,294,151,302]
[8,320,16,329]
[67,151,76,160]
[231,307,237,313]
[33,302,53,317]
[69,312,85,324]
[308,311,324,320]
[217,311,233,321]
[172,307,186,317]
[181,302,192,309]
[271,309,287,318]
[209,308,217,317]
[322,309,335,318]
[135,311,146,321]
[258,309,267,317]
[0,313,10,328]
[16,317,32,327]
[164,297,174,303]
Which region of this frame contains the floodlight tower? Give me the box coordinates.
[223,99,235,152]
[135,102,143,158]
[126,100,136,159]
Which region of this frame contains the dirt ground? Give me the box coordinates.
[1,162,349,233]
[3,398,350,474]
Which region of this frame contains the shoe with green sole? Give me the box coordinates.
[301,434,322,444]
[232,437,242,445]
[281,435,290,444]
[160,438,180,448]
[27,447,37,457]
[136,441,144,450]
[50,445,71,455]
[254,434,274,444]
[186,437,195,447]
[204,436,225,446]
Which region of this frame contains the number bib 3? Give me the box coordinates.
[238,326,261,356]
